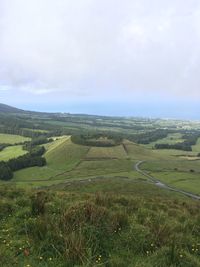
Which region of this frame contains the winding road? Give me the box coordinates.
[134,161,200,200]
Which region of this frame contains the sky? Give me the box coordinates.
[0,0,200,119]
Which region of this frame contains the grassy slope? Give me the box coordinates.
[192,137,200,152]
[0,182,200,267]
[141,159,200,195]
[86,145,128,159]
[0,133,30,144]
[13,136,89,182]
[123,140,171,161]
[0,145,27,161]
[149,171,200,195]
[10,137,200,195]
[13,138,139,185]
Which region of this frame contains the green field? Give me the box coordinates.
[0,145,28,161]
[144,133,185,149]
[140,159,200,194]
[141,159,200,173]
[14,136,89,182]
[149,171,200,195]
[14,137,136,185]
[0,133,30,144]
[86,145,128,159]
[192,137,200,152]
[1,106,200,266]
[12,136,200,196]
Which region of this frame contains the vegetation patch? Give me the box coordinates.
[0,133,30,144]
[0,185,200,267]
[71,134,123,147]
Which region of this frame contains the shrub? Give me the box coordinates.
[31,191,48,216]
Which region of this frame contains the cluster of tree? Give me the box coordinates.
[127,130,170,144]
[0,113,59,138]
[155,143,192,151]
[23,136,52,151]
[7,153,46,172]
[0,152,46,181]
[0,143,10,152]
[0,162,13,180]
[0,136,47,181]
[71,134,123,147]
[155,132,200,151]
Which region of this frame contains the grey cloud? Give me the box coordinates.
[0,0,200,100]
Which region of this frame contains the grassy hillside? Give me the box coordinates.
[0,103,24,113]
[13,136,89,182]
[13,138,142,185]
[141,159,200,195]
[11,137,200,196]
[86,145,128,159]
[1,107,200,266]
[123,140,170,161]
[0,182,200,267]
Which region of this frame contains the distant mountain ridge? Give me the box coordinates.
[0,103,25,113]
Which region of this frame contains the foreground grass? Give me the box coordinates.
[0,182,200,267]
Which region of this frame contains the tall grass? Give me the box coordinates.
[0,186,200,266]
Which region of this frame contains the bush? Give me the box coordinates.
[31,191,48,216]
[0,161,13,180]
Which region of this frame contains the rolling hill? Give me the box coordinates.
[0,103,25,113]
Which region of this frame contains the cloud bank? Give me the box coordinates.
[0,0,200,105]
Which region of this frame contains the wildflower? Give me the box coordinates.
[39,256,43,260]
[151,243,154,247]
[49,257,52,261]
[180,254,183,258]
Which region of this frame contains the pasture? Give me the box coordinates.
[0,145,27,161]
[85,145,128,159]
[0,133,30,144]
[144,133,184,149]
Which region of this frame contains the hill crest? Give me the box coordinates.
[0,103,24,113]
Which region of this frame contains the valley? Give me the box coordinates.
[0,104,200,267]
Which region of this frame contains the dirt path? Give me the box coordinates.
[134,161,200,200]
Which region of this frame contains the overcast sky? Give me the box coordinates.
[0,0,200,118]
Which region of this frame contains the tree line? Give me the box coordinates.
[0,136,49,181]
[155,132,200,151]
[71,134,123,147]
